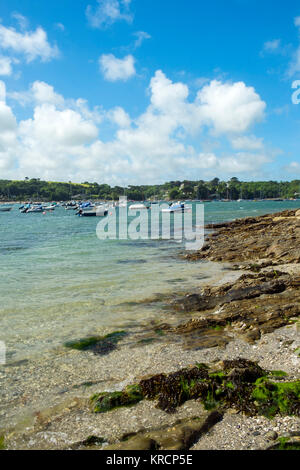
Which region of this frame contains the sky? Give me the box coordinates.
[0,0,299,185]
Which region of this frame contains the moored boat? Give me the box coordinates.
[0,206,13,212]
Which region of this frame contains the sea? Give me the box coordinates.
[1,200,299,366]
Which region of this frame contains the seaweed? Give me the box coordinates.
[91,384,143,413]
[64,331,127,356]
[90,359,300,418]
[252,379,300,418]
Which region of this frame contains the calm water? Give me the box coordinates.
[0,200,299,363]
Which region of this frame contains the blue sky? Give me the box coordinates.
[0,0,299,185]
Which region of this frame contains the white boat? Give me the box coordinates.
[42,205,56,211]
[26,206,43,213]
[0,206,12,212]
[129,203,149,210]
[161,202,188,213]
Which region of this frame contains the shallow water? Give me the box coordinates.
[0,199,299,363]
[0,199,299,440]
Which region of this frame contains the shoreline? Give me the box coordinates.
[1,208,299,450]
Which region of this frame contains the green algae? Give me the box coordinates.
[64,331,127,355]
[252,379,300,418]
[268,370,288,379]
[294,347,300,357]
[91,384,143,413]
[270,437,300,451]
[0,435,5,450]
[90,359,299,418]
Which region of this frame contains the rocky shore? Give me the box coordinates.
[2,209,300,451]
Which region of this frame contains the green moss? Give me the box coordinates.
[226,381,234,390]
[268,370,288,378]
[89,359,299,418]
[138,337,156,344]
[196,363,209,370]
[0,435,5,450]
[64,331,127,354]
[91,383,143,413]
[65,336,103,350]
[270,437,300,450]
[294,347,300,357]
[154,329,166,336]
[252,379,300,418]
[208,371,226,380]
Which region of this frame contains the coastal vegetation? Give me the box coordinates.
[0,177,299,201]
[90,359,300,418]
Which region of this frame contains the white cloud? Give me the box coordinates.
[0,22,59,62]
[284,161,300,174]
[288,17,300,76]
[20,104,99,147]
[0,72,270,183]
[11,13,29,31]
[86,0,133,29]
[263,39,281,53]
[196,80,266,134]
[8,81,64,107]
[109,106,131,127]
[0,81,18,170]
[0,56,13,76]
[55,23,65,32]
[100,54,136,81]
[133,31,151,49]
[231,135,264,151]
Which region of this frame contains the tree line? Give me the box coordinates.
[0,177,299,201]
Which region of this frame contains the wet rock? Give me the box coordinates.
[105,411,223,450]
[265,430,278,441]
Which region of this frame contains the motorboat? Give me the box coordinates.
[129,203,150,210]
[42,204,56,211]
[0,206,13,212]
[161,202,188,213]
[26,205,43,213]
[77,207,108,217]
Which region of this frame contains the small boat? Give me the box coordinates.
[0,206,13,212]
[77,207,108,217]
[161,202,188,213]
[26,206,43,213]
[129,203,150,210]
[42,204,56,211]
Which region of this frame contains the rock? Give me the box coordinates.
[105,411,223,450]
[106,436,159,451]
[186,209,300,264]
[265,431,278,441]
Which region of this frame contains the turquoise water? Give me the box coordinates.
[0,200,299,363]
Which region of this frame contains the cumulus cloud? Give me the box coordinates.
[0,72,270,183]
[0,56,13,76]
[0,22,59,63]
[196,80,266,134]
[86,0,133,29]
[109,106,131,127]
[99,54,136,81]
[0,81,18,170]
[230,135,264,151]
